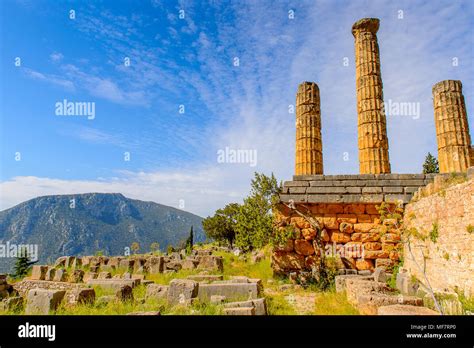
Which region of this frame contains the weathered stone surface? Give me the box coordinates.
[295,82,323,175]
[375,258,393,269]
[352,18,390,174]
[331,232,351,243]
[223,307,255,315]
[54,256,67,268]
[358,293,423,315]
[68,270,84,283]
[355,259,374,271]
[181,259,199,270]
[167,279,198,306]
[396,272,419,296]
[294,239,315,256]
[31,265,48,281]
[145,284,169,300]
[339,222,354,233]
[335,275,372,293]
[345,278,392,306]
[378,304,439,315]
[197,255,224,272]
[271,251,305,274]
[210,295,226,304]
[223,298,267,315]
[119,259,134,271]
[433,80,472,173]
[403,176,474,297]
[115,285,133,302]
[86,279,137,289]
[25,289,66,314]
[65,288,95,306]
[197,283,260,302]
[53,269,68,282]
[165,261,183,272]
[45,268,56,281]
[186,275,223,282]
[373,267,387,282]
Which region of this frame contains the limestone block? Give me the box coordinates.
[25,289,66,315]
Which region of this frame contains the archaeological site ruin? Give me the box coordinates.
[273,18,474,307]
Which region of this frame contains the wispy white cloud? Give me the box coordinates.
[50,52,64,62]
[22,67,74,91]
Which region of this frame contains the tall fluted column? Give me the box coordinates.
[433,80,472,173]
[352,18,391,174]
[295,82,323,175]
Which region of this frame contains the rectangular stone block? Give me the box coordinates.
[384,194,411,204]
[283,181,309,187]
[223,307,255,315]
[306,194,342,203]
[404,187,419,194]
[25,289,66,315]
[31,265,48,281]
[289,187,307,194]
[337,180,368,187]
[86,279,137,289]
[307,187,347,194]
[187,275,223,282]
[197,283,260,302]
[383,187,404,193]
[346,187,362,194]
[399,179,426,186]
[279,194,307,203]
[362,187,382,194]
[293,175,325,181]
[309,180,335,187]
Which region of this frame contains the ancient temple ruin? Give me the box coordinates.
[272,17,473,280]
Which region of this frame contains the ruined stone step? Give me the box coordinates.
[377,304,439,315]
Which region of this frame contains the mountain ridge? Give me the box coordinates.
[0,193,205,273]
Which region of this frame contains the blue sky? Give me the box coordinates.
[0,0,473,216]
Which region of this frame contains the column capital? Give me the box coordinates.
[352,18,380,37]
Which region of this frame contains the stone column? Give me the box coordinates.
[352,18,391,174]
[432,80,472,173]
[295,82,323,175]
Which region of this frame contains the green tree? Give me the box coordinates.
[185,226,194,254]
[422,152,439,174]
[131,242,140,254]
[11,247,37,279]
[234,172,280,251]
[202,203,240,247]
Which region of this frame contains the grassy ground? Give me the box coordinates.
[0,244,359,315]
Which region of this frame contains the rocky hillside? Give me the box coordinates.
[0,193,205,273]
